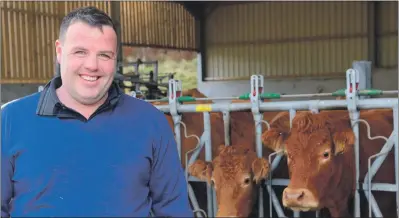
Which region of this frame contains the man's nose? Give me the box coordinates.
[84,54,98,71]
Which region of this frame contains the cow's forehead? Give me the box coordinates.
[286,129,331,150]
[213,154,252,180]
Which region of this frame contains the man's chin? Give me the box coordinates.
[74,92,107,106]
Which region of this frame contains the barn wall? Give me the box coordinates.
[0,1,197,85]
[198,1,397,98]
[119,1,196,50]
[0,1,111,84]
[1,1,197,103]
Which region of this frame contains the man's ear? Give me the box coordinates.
[55,39,62,64]
[332,129,355,155]
[188,160,213,184]
[251,157,270,184]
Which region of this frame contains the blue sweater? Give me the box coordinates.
[1,84,193,217]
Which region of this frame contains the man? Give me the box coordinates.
[1,6,193,217]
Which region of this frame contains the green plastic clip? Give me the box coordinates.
[260,93,281,99]
[238,93,251,100]
[332,89,346,97]
[178,96,196,102]
[358,89,383,96]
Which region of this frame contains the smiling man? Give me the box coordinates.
[1,6,193,217]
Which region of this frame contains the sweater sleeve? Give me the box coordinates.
[1,105,14,218]
[148,111,193,217]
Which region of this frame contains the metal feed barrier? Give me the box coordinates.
[146,63,398,218]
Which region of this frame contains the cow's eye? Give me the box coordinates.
[323,151,330,158]
[243,177,250,185]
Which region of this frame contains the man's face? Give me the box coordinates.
[55,21,117,105]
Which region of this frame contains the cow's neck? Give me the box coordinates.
[325,153,355,217]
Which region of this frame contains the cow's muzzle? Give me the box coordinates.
[282,187,320,211]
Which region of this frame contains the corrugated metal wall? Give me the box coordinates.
[1,1,111,84]
[1,1,197,84]
[204,1,397,81]
[120,1,196,50]
[378,1,398,68]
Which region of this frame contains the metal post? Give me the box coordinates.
[169,79,183,160]
[222,111,230,146]
[168,79,205,218]
[352,60,372,99]
[203,112,215,217]
[250,75,264,218]
[289,109,300,218]
[346,69,361,217]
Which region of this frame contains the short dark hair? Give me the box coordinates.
[59,6,117,42]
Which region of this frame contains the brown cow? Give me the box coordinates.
[261,109,396,217]
[151,91,290,217]
[151,89,268,216]
[185,102,291,217]
[188,144,270,217]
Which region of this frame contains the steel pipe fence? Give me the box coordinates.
[148,66,398,218]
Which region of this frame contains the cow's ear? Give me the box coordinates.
[251,157,270,184]
[261,129,288,153]
[262,112,291,153]
[188,160,213,184]
[332,129,355,155]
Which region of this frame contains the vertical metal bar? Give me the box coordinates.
[250,75,264,218]
[168,78,204,218]
[267,150,286,217]
[346,69,361,217]
[173,115,182,160]
[222,111,230,146]
[188,184,205,218]
[394,105,399,218]
[288,109,300,218]
[269,186,286,217]
[364,187,383,217]
[352,60,372,99]
[254,113,264,218]
[203,112,214,217]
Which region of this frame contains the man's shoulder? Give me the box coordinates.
[118,94,169,126]
[1,92,41,113]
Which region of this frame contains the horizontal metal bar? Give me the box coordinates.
[263,179,397,192]
[155,98,398,113]
[362,183,398,192]
[265,179,290,186]
[188,176,204,183]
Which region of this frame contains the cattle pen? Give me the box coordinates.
[149,62,399,218]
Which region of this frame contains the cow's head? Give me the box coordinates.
[188,145,270,217]
[262,111,355,212]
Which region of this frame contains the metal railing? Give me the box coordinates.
[147,67,398,218]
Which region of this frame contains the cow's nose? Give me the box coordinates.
[284,188,305,201]
[282,187,319,210]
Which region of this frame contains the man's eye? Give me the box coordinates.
[74,51,87,56]
[98,53,112,60]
